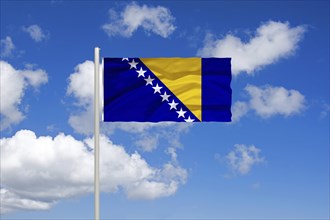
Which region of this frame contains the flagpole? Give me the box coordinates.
[94,47,100,220]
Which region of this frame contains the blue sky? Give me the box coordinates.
[0,0,329,219]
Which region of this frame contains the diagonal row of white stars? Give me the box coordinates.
[122,58,195,122]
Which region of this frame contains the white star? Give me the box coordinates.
[152,83,162,94]
[160,91,171,102]
[185,116,195,122]
[176,108,187,118]
[136,67,146,78]
[122,58,129,61]
[144,75,154,86]
[168,99,178,110]
[128,59,139,69]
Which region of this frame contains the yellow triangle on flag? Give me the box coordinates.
[141,58,202,121]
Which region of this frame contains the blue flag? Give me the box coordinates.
[103,57,231,122]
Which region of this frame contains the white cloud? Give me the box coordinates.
[197,21,306,75]
[125,162,187,200]
[23,25,48,42]
[122,122,192,153]
[230,84,306,122]
[0,189,53,214]
[102,2,176,38]
[66,60,99,135]
[124,179,178,200]
[0,61,48,130]
[166,147,178,162]
[67,60,95,106]
[0,36,15,57]
[0,130,187,213]
[135,134,159,152]
[245,84,306,118]
[231,101,249,123]
[225,144,265,175]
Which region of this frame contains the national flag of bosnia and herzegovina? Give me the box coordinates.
[103,57,232,122]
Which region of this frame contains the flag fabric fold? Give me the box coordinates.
[103,57,231,122]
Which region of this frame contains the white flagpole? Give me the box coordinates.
[94,47,100,220]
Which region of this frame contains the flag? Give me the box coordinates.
[103,57,231,122]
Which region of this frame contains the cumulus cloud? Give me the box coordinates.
[0,36,15,57]
[198,21,306,75]
[23,25,48,42]
[66,60,100,134]
[0,130,187,213]
[230,84,306,122]
[166,147,178,162]
[231,101,249,123]
[0,61,48,130]
[67,60,95,106]
[102,1,176,38]
[225,144,265,175]
[124,161,187,199]
[135,134,159,152]
[245,84,306,118]
[0,189,53,214]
